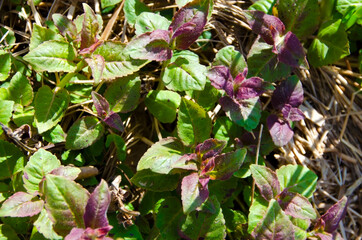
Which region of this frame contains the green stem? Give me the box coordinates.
[57,60,87,89]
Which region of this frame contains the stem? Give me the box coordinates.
[57,60,87,89]
[250,124,263,205]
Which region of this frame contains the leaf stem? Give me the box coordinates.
[57,60,87,89]
[250,124,263,205]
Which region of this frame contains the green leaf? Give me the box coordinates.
[251,199,295,239]
[124,0,151,26]
[212,116,243,145]
[276,165,318,198]
[145,90,181,123]
[13,105,34,127]
[177,98,212,146]
[44,174,89,237]
[137,137,185,174]
[187,80,220,111]
[24,40,77,72]
[101,0,122,8]
[223,208,247,234]
[34,86,69,133]
[163,51,207,91]
[277,0,320,39]
[250,164,280,201]
[180,196,226,240]
[0,100,14,128]
[65,74,92,104]
[106,134,126,161]
[212,46,247,78]
[336,0,362,16]
[42,124,66,144]
[6,72,33,106]
[0,51,11,81]
[80,3,101,50]
[94,41,149,80]
[247,195,269,233]
[34,209,62,240]
[307,19,350,67]
[248,0,276,14]
[0,224,20,240]
[24,149,61,194]
[155,197,184,239]
[0,140,25,180]
[29,24,64,51]
[135,12,171,35]
[104,74,141,113]
[65,116,105,150]
[0,27,16,50]
[131,169,180,192]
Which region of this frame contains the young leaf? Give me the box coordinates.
[212,46,247,78]
[307,19,350,67]
[315,196,348,233]
[271,75,304,110]
[123,0,151,26]
[0,50,11,81]
[207,65,234,97]
[195,138,226,160]
[250,164,281,201]
[135,12,171,35]
[84,180,111,229]
[251,199,295,239]
[137,137,185,174]
[92,91,110,118]
[219,96,261,131]
[0,192,43,217]
[24,40,77,72]
[44,174,90,237]
[104,74,141,113]
[248,0,276,14]
[336,0,362,16]
[206,148,247,180]
[52,14,78,40]
[0,140,25,180]
[131,169,180,192]
[50,166,81,181]
[163,52,207,91]
[34,86,70,133]
[145,90,181,123]
[34,209,62,239]
[29,24,65,51]
[65,116,105,150]
[85,54,105,85]
[181,173,209,214]
[80,3,100,50]
[276,164,318,198]
[281,104,305,121]
[277,190,317,220]
[24,149,61,194]
[103,113,124,132]
[169,0,209,50]
[6,72,33,106]
[267,114,294,147]
[177,98,212,146]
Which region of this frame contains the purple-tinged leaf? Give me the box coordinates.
[65,226,113,240]
[92,91,110,118]
[84,180,111,229]
[52,14,78,40]
[205,148,246,180]
[50,166,81,181]
[235,73,271,100]
[80,3,100,50]
[103,112,124,132]
[126,30,172,61]
[250,164,281,201]
[315,196,348,233]
[181,173,209,214]
[315,232,343,240]
[64,228,85,240]
[277,189,317,220]
[85,54,105,85]
[251,199,295,240]
[172,153,198,171]
[169,0,209,49]
[244,11,285,49]
[0,192,43,217]
[195,138,226,160]
[271,75,304,110]
[277,32,309,69]
[207,66,233,96]
[281,104,305,122]
[79,40,103,55]
[219,96,261,131]
[267,114,294,147]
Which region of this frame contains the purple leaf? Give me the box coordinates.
[244,11,285,50]
[235,75,269,100]
[52,14,78,40]
[85,54,105,84]
[0,192,44,217]
[92,91,110,118]
[281,104,305,121]
[50,166,81,181]
[79,40,103,55]
[172,153,198,171]
[277,189,316,220]
[65,226,112,240]
[84,180,111,229]
[64,228,85,240]
[181,173,209,214]
[315,196,348,233]
[126,29,172,61]
[250,164,281,201]
[276,31,309,69]
[80,3,100,50]
[169,0,209,49]
[207,66,234,97]
[267,114,294,147]
[103,112,124,132]
[271,76,304,110]
[204,148,246,180]
[195,138,226,160]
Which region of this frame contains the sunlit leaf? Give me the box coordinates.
[6,72,33,106]
[135,12,170,35]
[0,50,11,81]
[277,190,316,220]
[213,45,247,78]
[29,24,64,51]
[124,0,151,26]
[52,14,78,40]
[34,209,62,239]
[0,140,25,180]
[85,54,105,85]
[0,192,43,217]
[250,164,281,201]
[145,90,181,123]
[181,173,209,214]
[80,3,101,50]
[267,114,294,147]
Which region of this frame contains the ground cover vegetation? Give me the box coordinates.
[0,0,360,239]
